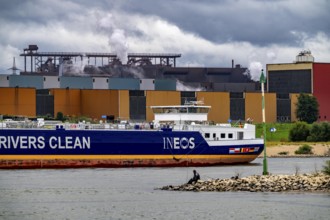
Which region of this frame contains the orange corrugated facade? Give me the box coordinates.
[196,91,230,123]
[146,91,181,122]
[245,92,276,123]
[118,90,130,120]
[0,88,15,115]
[0,88,36,117]
[0,88,300,123]
[48,89,130,120]
[50,89,81,117]
[81,90,117,119]
[79,90,129,120]
[290,93,299,122]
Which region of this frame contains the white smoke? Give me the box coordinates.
[61,54,89,76]
[124,66,145,79]
[248,61,263,81]
[246,50,278,81]
[176,80,205,91]
[97,13,128,64]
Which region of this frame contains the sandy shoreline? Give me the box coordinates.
[259,143,330,157]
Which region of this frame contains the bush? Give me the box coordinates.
[56,112,65,121]
[289,122,310,141]
[278,151,289,155]
[322,122,330,141]
[44,114,53,120]
[294,144,313,154]
[322,160,330,175]
[307,122,330,142]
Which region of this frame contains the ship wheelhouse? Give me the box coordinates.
[150,101,257,142]
[150,103,211,125]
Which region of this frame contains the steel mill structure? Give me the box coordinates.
[0,46,329,123]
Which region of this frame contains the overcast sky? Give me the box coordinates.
[0,0,329,80]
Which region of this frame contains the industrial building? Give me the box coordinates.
[0,46,329,123]
[267,50,330,122]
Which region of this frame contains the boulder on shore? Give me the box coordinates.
[158,173,330,192]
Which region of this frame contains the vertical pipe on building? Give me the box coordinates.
[31,55,33,73]
[24,55,26,72]
[311,64,314,94]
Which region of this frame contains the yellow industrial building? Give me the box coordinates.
[0,87,300,123]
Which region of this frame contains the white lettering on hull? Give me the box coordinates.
[163,137,195,150]
[0,136,90,150]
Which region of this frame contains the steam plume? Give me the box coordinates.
[176,80,205,91]
[98,13,128,64]
[248,61,263,81]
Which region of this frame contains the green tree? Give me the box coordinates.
[296,93,319,124]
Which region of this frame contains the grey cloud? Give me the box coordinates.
[0,0,329,73]
[1,0,329,47]
[113,0,330,46]
[0,0,85,25]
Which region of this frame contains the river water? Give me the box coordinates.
[0,158,329,220]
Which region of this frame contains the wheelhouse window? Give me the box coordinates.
[238,132,244,140]
[151,106,210,114]
[228,133,233,139]
[205,133,210,138]
[220,133,226,139]
[187,107,209,113]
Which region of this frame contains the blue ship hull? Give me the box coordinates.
[0,128,264,168]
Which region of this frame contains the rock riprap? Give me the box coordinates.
[159,173,330,192]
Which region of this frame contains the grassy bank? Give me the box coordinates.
[255,123,330,156]
[255,123,293,142]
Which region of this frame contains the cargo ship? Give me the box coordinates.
[0,102,264,168]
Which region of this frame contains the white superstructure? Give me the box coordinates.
[151,104,210,124]
[151,101,261,143]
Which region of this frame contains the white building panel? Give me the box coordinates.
[43,76,60,89]
[140,79,154,90]
[0,75,9,87]
[93,77,108,89]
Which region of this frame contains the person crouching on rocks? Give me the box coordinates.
[188,170,200,184]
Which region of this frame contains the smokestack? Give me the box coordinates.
[232,59,234,68]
